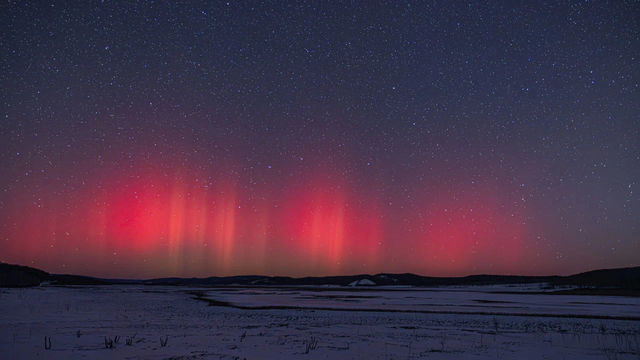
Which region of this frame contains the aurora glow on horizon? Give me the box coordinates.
[1,1,638,279]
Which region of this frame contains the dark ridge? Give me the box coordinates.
[0,263,48,287]
[49,274,107,286]
[0,263,105,287]
[1,262,639,292]
[554,267,640,289]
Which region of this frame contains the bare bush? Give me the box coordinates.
[303,336,318,354]
[104,336,114,349]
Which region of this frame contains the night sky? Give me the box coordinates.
[1,1,638,278]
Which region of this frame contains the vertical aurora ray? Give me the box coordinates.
[0,162,548,277]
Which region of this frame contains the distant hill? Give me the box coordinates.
[556,267,640,289]
[0,263,105,287]
[0,263,48,287]
[1,262,638,291]
[142,273,561,287]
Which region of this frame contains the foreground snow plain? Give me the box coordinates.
[0,285,638,359]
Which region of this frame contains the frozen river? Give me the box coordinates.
[199,285,640,319]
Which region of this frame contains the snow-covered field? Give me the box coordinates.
[1,285,639,359]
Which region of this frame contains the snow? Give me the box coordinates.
[0,285,638,359]
[348,279,376,286]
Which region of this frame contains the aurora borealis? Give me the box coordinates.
[1,1,638,278]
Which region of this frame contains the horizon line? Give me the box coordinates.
[4,261,638,282]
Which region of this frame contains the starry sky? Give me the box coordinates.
[1,1,638,278]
